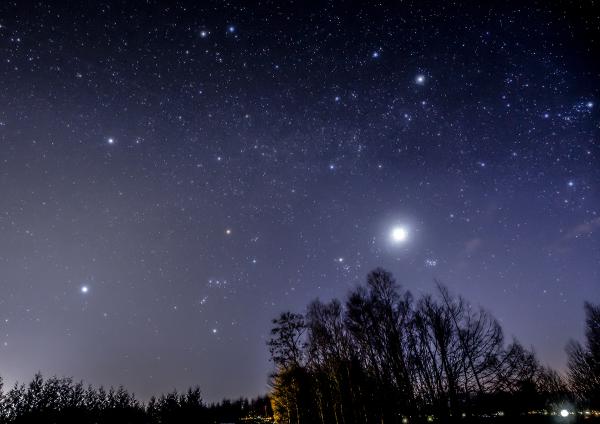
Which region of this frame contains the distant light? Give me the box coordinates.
[372,51,380,58]
[200,30,208,38]
[212,328,218,334]
[228,26,235,33]
[415,74,426,85]
[425,258,438,267]
[390,226,408,243]
[81,286,89,294]
[225,228,232,235]
[107,137,114,144]
[587,101,594,108]
[560,409,569,418]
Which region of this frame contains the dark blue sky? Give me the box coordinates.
[0,0,598,402]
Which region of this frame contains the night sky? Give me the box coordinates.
[0,1,598,403]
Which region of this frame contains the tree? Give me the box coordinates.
[268,312,315,424]
[567,302,600,409]
[345,268,415,421]
[267,268,558,423]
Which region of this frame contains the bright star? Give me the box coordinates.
[107,137,114,144]
[390,226,408,243]
[415,74,426,85]
[228,26,235,33]
[372,51,380,58]
[81,285,89,294]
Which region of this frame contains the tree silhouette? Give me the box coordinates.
[568,302,600,409]
[0,374,272,423]
[267,268,583,424]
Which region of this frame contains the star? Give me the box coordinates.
[107,137,114,144]
[372,51,380,58]
[415,74,426,85]
[228,26,235,33]
[425,258,438,267]
[390,226,408,243]
[81,285,89,294]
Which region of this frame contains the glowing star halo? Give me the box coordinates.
[390,226,408,243]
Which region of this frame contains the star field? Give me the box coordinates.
[0,1,598,402]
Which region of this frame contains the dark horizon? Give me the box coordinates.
[0,0,598,405]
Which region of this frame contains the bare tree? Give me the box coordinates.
[567,302,600,408]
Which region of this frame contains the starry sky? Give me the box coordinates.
[0,0,598,403]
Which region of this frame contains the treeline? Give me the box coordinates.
[0,374,273,423]
[267,268,599,424]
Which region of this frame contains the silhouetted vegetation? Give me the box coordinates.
[568,302,600,410]
[268,268,599,424]
[0,374,272,423]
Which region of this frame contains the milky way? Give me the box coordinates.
[0,1,598,402]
